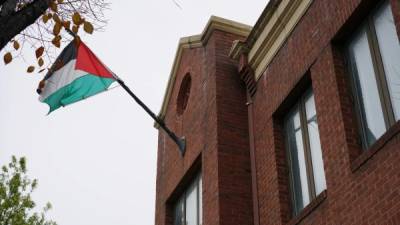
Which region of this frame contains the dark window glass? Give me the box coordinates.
[174,196,184,225]
[347,0,400,149]
[177,74,192,115]
[348,25,387,146]
[198,176,202,225]
[185,181,197,225]
[305,94,326,195]
[173,174,202,225]
[284,90,326,216]
[285,106,310,212]
[373,2,400,120]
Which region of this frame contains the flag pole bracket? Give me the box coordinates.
[177,137,186,156]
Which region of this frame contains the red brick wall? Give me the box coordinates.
[154,30,253,225]
[156,1,400,224]
[214,30,254,225]
[247,0,400,224]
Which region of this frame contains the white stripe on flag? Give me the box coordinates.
[39,60,87,101]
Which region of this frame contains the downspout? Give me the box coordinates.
[247,92,259,225]
[238,53,259,225]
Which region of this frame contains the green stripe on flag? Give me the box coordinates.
[43,74,114,113]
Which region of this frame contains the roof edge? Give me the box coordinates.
[229,0,282,60]
[155,16,252,128]
[230,0,313,80]
[245,0,282,49]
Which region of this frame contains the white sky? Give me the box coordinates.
[0,1,267,224]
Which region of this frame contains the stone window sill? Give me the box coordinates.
[287,190,327,225]
[351,121,400,172]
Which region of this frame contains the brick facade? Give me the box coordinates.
[155,0,400,224]
[154,20,253,225]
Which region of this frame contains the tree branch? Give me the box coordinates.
[0,0,50,50]
[0,0,8,7]
[0,0,17,17]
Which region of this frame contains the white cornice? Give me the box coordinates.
[155,16,251,128]
[247,0,313,80]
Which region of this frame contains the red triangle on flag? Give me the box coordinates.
[75,43,114,79]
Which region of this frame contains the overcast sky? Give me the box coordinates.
[0,1,267,224]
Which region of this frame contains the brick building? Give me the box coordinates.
[154,0,400,224]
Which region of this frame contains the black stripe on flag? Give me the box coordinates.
[44,41,78,80]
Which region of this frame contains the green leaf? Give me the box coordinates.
[0,156,57,225]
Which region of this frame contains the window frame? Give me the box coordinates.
[173,173,202,225]
[346,0,399,150]
[284,89,322,216]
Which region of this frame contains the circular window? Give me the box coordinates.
[177,74,192,115]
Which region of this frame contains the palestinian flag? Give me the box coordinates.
[37,40,115,113]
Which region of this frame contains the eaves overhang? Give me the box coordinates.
[230,0,313,80]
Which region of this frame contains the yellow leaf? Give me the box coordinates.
[50,2,58,12]
[52,14,61,24]
[53,23,62,36]
[62,21,70,30]
[47,13,53,19]
[27,66,35,73]
[39,80,46,89]
[38,58,44,67]
[72,12,81,25]
[35,47,44,58]
[54,35,62,42]
[42,14,49,23]
[57,0,64,3]
[52,37,61,48]
[13,41,20,50]
[72,25,79,34]
[83,21,94,34]
[3,52,12,64]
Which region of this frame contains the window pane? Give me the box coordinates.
[285,108,310,214]
[174,196,184,225]
[373,1,400,120]
[348,26,386,146]
[198,176,202,225]
[185,180,198,225]
[304,93,326,195]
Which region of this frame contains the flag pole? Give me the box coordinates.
[114,77,186,155]
[64,28,186,155]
